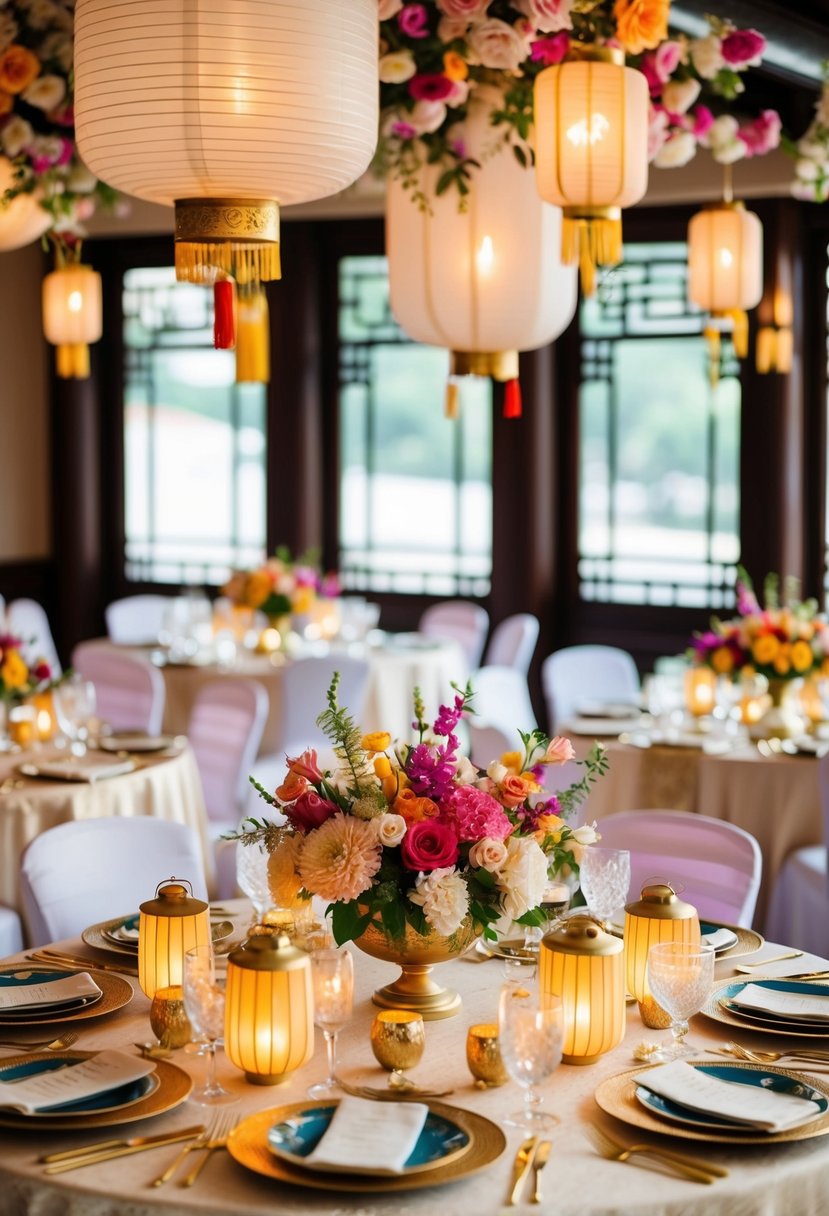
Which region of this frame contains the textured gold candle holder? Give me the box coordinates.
[466,1023,508,1088]
[149,985,192,1049]
[370,1010,426,1073]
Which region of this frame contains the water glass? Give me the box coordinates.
[182,947,236,1104]
[579,846,631,925]
[308,948,354,1099]
[53,675,97,756]
[498,986,563,1131]
[235,840,272,926]
[647,941,715,1061]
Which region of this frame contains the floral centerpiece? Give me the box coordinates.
[0,630,53,701]
[222,547,340,630]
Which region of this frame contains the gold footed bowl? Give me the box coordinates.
[354,916,478,1020]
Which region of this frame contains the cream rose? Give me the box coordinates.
[437,15,470,40]
[469,836,509,872]
[513,0,574,32]
[653,130,697,168]
[487,760,509,785]
[379,50,417,84]
[544,736,575,765]
[409,868,469,936]
[377,812,407,848]
[453,754,479,785]
[1,115,32,158]
[21,73,66,112]
[467,18,526,71]
[690,33,724,80]
[407,99,448,135]
[437,0,489,18]
[661,78,701,116]
[497,836,548,922]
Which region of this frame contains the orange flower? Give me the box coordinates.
[711,647,734,675]
[275,770,308,803]
[613,0,669,54]
[393,789,439,824]
[443,51,468,81]
[499,773,532,808]
[791,640,814,674]
[1,649,28,691]
[245,569,272,608]
[0,46,41,95]
[0,91,12,116]
[752,634,779,666]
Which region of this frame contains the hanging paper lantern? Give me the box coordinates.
[0,157,52,253]
[74,0,377,346]
[42,261,103,379]
[534,46,649,295]
[386,92,578,420]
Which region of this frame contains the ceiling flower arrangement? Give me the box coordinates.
[788,67,829,203]
[0,0,116,248]
[378,1,781,202]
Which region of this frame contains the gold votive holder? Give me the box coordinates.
[370,1010,426,1072]
[8,704,37,748]
[466,1023,508,1088]
[149,985,192,1049]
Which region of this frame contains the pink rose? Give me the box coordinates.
[400,820,460,871]
[287,748,323,783]
[648,105,670,159]
[398,3,429,38]
[514,0,573,33]
[467,18,527,70]
[544,736,576,765]
[654,40,682,81]
[738,109,781,158]
[691,104,714,139]
[287,791,339,834]
[409,73,455,102]
[721,28,765,69]
[436,0,489,18]
[530,33,569,65]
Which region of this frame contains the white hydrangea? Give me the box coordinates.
[497,836,547,922]
[409,868,469,936]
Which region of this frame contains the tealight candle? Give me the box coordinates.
[684,667,716,718]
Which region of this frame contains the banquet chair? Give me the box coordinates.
[419,601,490,670]
[482,614,539,676]
[6,598,61,676]
[766,756,829,955]
[541,644,640,733]
[71,643,165,735]
[468,665,536,767]
[105,594,170,646]
[596,809,763,928]
[20,817,208,947]
[0,906,23,958]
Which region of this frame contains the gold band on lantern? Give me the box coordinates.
[174,199,282,286]
[55,343,90,379]
[564,43,626,67]
[449,350,519,381]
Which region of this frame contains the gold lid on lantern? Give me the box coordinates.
[138,879,210,999]
[624,883,700,1028]
[224,932,314,1085]
[539,913,625,1065]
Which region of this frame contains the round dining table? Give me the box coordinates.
[0,918,826,1216]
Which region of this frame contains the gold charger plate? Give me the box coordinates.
[595,1060,829,1145]
[227,1099,506,1193]
[0,1050,191,1130]
[82,914,234,958]
[701,977,829,1039]
[0,965,133,1026]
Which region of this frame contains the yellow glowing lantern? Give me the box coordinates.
[756,243,793,374]
[534,46,649,294]
[0,156,52,252]
[224,933,314,1085]
[625,883,700,1028]
[138,879,210,999]
[684,667,717,718]
[539,913,625,1064]
[42,263,103,379]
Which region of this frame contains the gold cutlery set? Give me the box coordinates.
[505,1135,552,1206]
[716,1040,829,1068]
[26,949,138,977]
[585,1124,728,1184]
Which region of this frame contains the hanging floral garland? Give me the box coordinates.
[788,67,829,203]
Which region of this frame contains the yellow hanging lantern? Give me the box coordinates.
[539,913,626,1064]
[138,879,210,999]
[224,932,314,1085]
[624,883,700,1028]
[756,241,793,375]
[42,262,103,379]
[534,46,650,295]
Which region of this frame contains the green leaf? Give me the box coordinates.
[515,906,547,928]
[380,899,406,940]
[330,900,372,947]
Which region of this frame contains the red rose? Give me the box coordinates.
[287,791,338,834]
[33,661,52,682]
[400,820,459,871]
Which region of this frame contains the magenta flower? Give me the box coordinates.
[400,819,459,871]
[450,136,467,159]
[286,790,339,834]
[738,110,781,158]
[398,4,429,38]
[721,28,765,68]
[441,785,513,842]
[433,693,466,739]
[391,120,417,140]
[690,105,714,139]
[0,633,24,652]
[409,73,454,102]
[406,738,459,800]
[530,33,569,65]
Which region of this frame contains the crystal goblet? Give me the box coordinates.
[498,986,563,1131]
[646,941,715,1061]
[182,946,237,1105]
[579,846,631,926]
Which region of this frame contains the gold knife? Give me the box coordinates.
[42,1127,205,1174]
[531,1140,552,1204]
[506,1136,538,1206]
[27,950,138,977]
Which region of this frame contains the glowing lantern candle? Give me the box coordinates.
[225,933,314,1085]
[42,263,103,379]
[684,667,716,718]
[624,883,700,1028]
[138,879,210,999]
[539,913,625,1064]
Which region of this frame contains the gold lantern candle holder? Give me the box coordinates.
[624,883,700,1029]
[538,913,625,1065]
[138,878,211,999]
[224,932,314,1085]
[684,667,717,720]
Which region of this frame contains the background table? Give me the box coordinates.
[0,923,827,1216]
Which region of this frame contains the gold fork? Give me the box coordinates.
[721,1041,829,1065]
[0,1031,79,1051]
[179,1109,239,1187]
[585,1124,726,1184]
[148,1109,229,1187]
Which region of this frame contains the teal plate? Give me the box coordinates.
[0,969,102,1020]
[0,1053,157,1118]
[635,1062,828,1132]
[719,978,829,1034]
[267,1104,471,1176]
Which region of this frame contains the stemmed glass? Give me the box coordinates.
[182,946,237,1105]
[498,986,563,1131]
[578,847,631,927]
[53,675,97,756]
[235,840,272,929]
[308,948,354,1100]
[646,941,715,1061]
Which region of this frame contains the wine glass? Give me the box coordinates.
[235,840,272,928]
[646,941,715,1061]
[498,986,563,1131]
[578,847,631,927]
[182,947,237,1105]
[308,948,354,1099]
[53,675,97,756]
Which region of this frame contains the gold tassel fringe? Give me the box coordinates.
[56,342,90,379]
[562,216,623,297]
[175,241,281,287]
[444,380,460,420]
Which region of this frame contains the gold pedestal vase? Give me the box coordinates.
[354,916,478,1020]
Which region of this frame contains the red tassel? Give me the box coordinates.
[503,378,522,419]
[214,279,236,349]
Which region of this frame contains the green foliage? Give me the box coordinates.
[316,672,371,795]
[329,900,373,947]
[557,743,609,820]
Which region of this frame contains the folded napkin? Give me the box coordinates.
[0,972,102,1012]
[639,1060,822,1133]
[0,1050,154,1115]
[702,928,737,952]
[304,1095,429,1174]
[731,984,829,1022]
[23,756,135,783]
[734,953,829,980]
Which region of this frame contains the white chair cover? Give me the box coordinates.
[6,599,61,676]
[71,643,166,735]
[542,644,640,733]
[597,809,763,928]
[766,756,829,953]
[20,817,208,946]
[0,906,23,956]
[468,666,537,767]
[188,680,269,826]
[483,614,539,676]
[419,601,490,670]
[105,595,170,646]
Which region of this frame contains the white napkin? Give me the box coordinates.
[734,953,829,979]
[702,928,737,951]
[0,1051,154,1114]
[0,972,102,1012]
[731,983,829,1022]
[305,1095,429,1174]
[23,756,135,783]
[639,1060,822,1132]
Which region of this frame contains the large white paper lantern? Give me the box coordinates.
[0,157,52,252]
[74,0,377,295]
[387,92,578,418]
[534,47,649,294]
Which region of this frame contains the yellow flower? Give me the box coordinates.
[500,750,523,773]
[613,0,669,53]
[1,648,28,691]
[292,586,314,615]
[711,647,734,675]
[443,51,468,81]
[791,640,814,674]
[362,731,391,753]
[245,570,272,608]
[373,755,392,778]
[752,634,779,666]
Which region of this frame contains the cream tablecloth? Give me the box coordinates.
[0,744,211,917]
[0,922,826,1216]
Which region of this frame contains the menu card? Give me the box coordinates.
[305,1096,429,1173]
[25,756,135,783]
[732,984,829,1022]
[640,1061,822,1132]
[0,973,102,1012]
[0,1051,154,1114]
